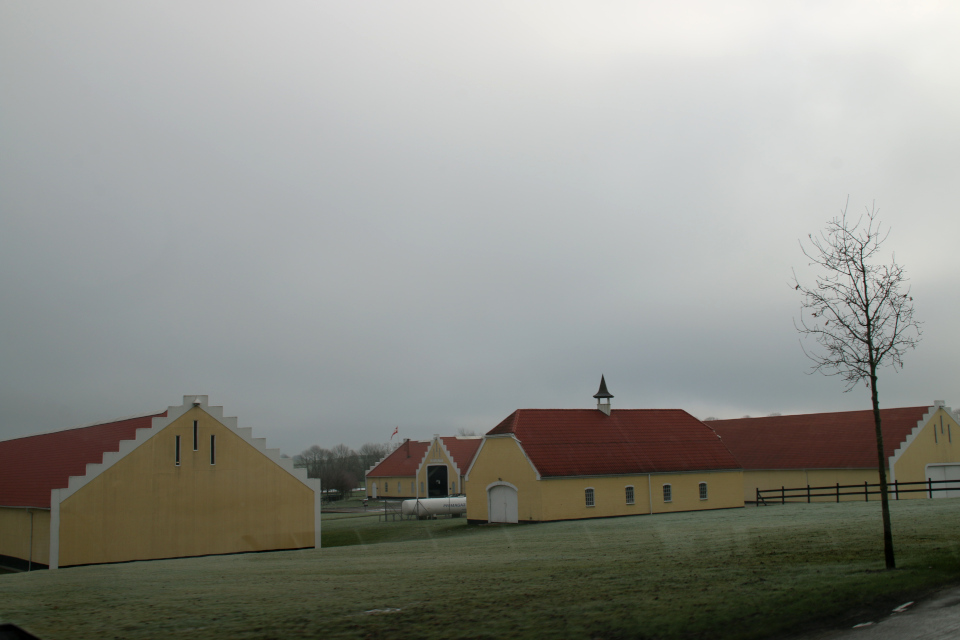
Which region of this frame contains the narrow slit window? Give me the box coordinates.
[193,420,198,451]
[585,488,595,507]
[625,485,635,505]
[949,424,953,443]
[663,484,672,503]
[699,482,708,500]
[935,427,939,444]
[210,434,216,465]
[175,435,181,466]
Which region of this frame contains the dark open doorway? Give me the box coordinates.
[427,465,448,498]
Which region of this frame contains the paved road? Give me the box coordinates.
[792,585,960,640]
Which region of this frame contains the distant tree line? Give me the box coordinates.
[293,442,394,500]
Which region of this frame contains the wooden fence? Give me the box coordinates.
[756,478,960,505]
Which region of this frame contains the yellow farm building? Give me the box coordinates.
[365,435,481,499]
[464,379,743,523]
[709,402,960,502]
[0,395,320,570]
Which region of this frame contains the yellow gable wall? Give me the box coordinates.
[416,439,460,496]
[742,409,960,503]
[465,436,542,522]
[0,508,50,566]
[58,407,314,567]
[893,408,960,488]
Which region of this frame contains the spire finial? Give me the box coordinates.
[593,375,613,415]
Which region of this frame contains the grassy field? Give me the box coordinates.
[2,500,959,640]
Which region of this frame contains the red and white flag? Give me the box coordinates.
[390,426,399,440]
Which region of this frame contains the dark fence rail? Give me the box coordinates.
[756,478,960,505]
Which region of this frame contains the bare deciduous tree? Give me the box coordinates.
[793,199,921,570]
[358,442,391,472]
[295,441,396,501]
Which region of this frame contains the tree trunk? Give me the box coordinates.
[870,369,896,569]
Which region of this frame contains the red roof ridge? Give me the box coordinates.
[0,410,166,444]
[482,407,740,476]
[709,405,935,470]
[0,395,318,510]
[708,405,931,423]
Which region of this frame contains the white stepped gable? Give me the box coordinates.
[54,395,316,504]
[434,438,462,478]
[888,403,950,483]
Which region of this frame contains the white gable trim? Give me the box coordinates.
[464,434,541,482]
[414,436,461,481]
[888,404,943,484]
[364,447,397,479]
[48,395,321,569]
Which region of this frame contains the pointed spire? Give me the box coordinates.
[593,375,613,416]
[593,375,613,399]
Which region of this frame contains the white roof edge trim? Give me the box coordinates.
[888,404,945,484]
[462,438,485,481]
[364,439,434,478]
[415,436,462,479]
[53,395,318,505]
[465,433,541,482]
[1,410,165,444]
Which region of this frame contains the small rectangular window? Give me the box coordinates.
[193,420,199,451]
[625,486,635,505]
[663,484,672,503]
[210,434,216,465]
[585,488,595,507]
[175,435,181,466]
[699,482,708,500]
[420,481,424,494]
[411,481,415,494]
[385,482,389,493]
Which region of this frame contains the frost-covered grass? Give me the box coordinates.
[2,500,959,640]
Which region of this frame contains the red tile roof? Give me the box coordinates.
[486,409,740,477]
[366,437,483,478]
[708,406,930,470]
[0,412,166,508]
[366,440,428,478]
[439,437,482,472]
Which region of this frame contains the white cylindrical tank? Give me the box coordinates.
[401,497,467,517]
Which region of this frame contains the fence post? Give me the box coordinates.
[894,479,898,500]
[836,482,840,503]
[781,486,785,505]
[756,487,761,505]
[807,484,811,503]
[864,481,868,502]
[928,477,933,499]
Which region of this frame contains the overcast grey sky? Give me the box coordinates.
[2,2,958,456]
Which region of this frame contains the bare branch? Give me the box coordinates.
[793,200,921,390]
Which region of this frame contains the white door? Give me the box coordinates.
[487,485,518,523]
[926,465,960,498]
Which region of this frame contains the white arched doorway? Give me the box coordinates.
[487,482,518,523]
